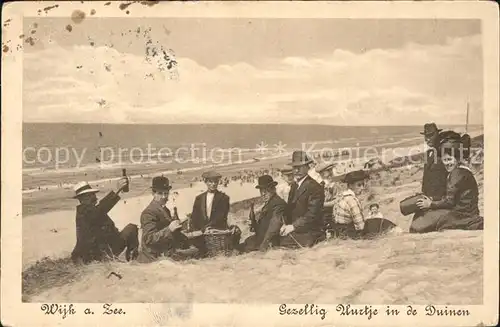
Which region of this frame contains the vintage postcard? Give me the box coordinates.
[1,1,499,326]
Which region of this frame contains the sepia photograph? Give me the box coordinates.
[2,1,499,326]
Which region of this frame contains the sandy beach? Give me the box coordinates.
[22,130,484,269]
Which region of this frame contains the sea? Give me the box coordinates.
[23,123,476,172]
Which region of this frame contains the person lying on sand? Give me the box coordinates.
[279,151,325,248]
[137,176,193,263]
[189,171,242,256]
[240,175,287,252]
[410,140,484,233]
[70,178,139,265]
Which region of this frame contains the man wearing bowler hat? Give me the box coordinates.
[279,151,325,248]
[240,175,287,252]
[71,177,139,264]
[137,176,192,263]
[189,171,241,255]
[409,123,448,231]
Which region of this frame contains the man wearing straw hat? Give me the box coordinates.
[70,177,139,264]
[279,150,325,248]
[137,176,192,263]
[240,175,287,252]
[189,170,242,255]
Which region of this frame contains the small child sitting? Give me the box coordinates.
[367,203,384,219]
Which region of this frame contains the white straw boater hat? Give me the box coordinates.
[73,181,100,198]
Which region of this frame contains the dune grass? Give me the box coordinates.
[22,137,485,303]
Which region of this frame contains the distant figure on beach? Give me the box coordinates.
[279,151,325,248]
[137,176,192,263]
[329,170,368,239]
[410,140,483,233]
[411,123,448,227]
[240,175,287,252]
[276,167,295,203]
[189,171,241,256]
[70,178,139,265]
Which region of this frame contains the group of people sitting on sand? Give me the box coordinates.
[69,122,483,265]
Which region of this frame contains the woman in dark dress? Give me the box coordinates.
[411,144,483,233]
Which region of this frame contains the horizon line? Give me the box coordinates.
[22,121,483,127]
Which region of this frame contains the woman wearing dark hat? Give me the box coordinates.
[411,140,483,233]
[240,175,287,252]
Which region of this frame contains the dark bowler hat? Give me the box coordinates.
[151,176,172,192]
[255,175,278,189]
[420,123,443,136]
[343,170,369,184]
[288,150,313,167]
[202,170,222,180]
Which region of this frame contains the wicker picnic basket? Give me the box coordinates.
[203,228,234,257]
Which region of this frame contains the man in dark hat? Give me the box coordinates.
[410,123,448,232]
[240,175,287,252]
[189,170,241,256]
[279,151,325,248]
[71,177,139,264]
[330,170,369,239]
[137,176,191,263]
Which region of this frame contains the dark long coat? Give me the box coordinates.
[71,191,123,264]
[243,193,287,252]
[281,175,325,248]
[422,148,448,200]
[410,166,483,233]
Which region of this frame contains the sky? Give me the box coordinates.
[22,18,483,125]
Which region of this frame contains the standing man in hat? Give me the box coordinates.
[189,171,241,255]
[409,123,448,232]
[71,177,139,264]
[137,176,191,263]
[331,170,369,239]
[279,151,325,248]
[276,166,295,203]
[240,175,287,252]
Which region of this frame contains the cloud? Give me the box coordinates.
[23,34,483,125]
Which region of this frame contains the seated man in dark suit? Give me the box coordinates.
[189,171,241,256]
[241,175,287,252]
[71,178,139,264]
[280,151,325,248]
[137,176,192,263]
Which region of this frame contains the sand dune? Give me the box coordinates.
[28,230,483,304]
[23,160,485,304]
[22,181,261,269]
